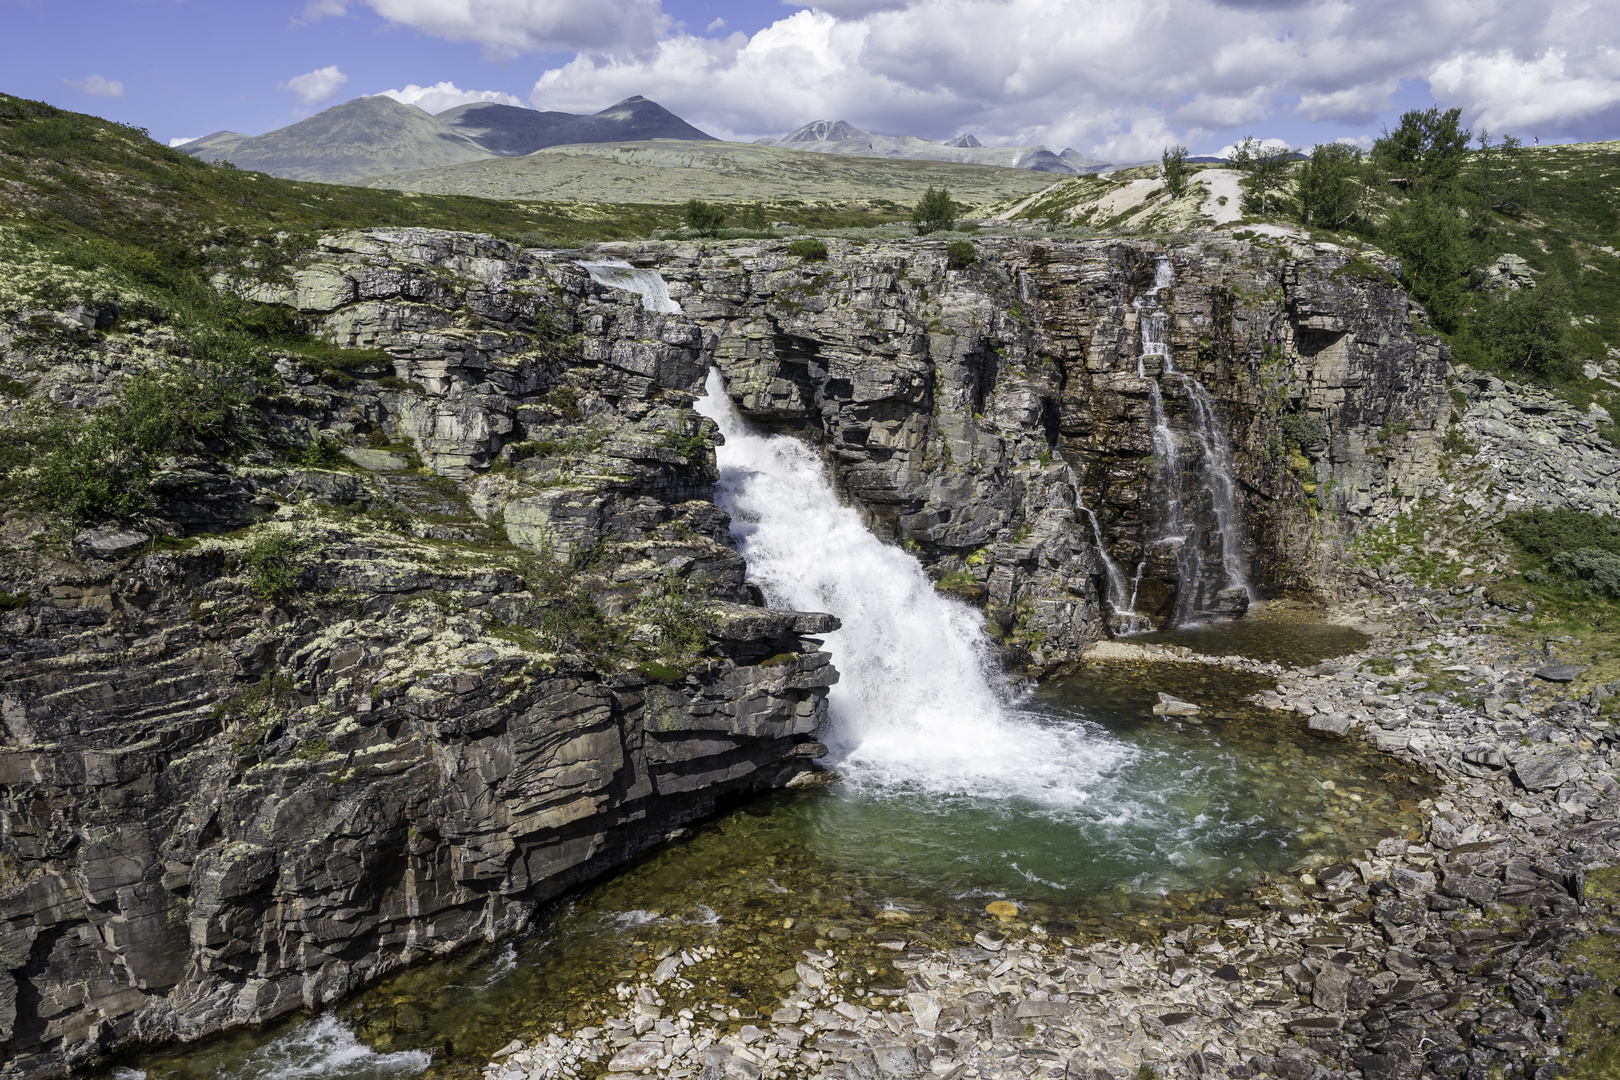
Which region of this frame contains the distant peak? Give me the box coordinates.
[782,119,869,144]
[945,134,982,148]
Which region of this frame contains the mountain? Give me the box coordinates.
[178,95,493,185]
[180,130,251,162]
[365,139,1060,205]
[756,119,1110,174]
[438,96,717,155]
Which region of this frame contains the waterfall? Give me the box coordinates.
[696,369,1127,804]
[1071,477,1150,637]
[1186,381,1253,601]
[578,257,684,314]
[1131,255,1252,624]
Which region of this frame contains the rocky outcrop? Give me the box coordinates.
[0,227,1457,1075]
[642,235,1450,656]
[0,229,837,1077]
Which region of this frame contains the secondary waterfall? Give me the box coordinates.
[1131,255,1252,625]
[579,257,684,314]
[696,369,1129,805]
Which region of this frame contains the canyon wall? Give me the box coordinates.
[0,229,1450,1075]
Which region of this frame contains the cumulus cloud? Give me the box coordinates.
[359,0,1618,153]
[1430,48,1620,136]
[281,65,349,105]
[375,82,525,113]
[169,136,199,147]
[364,0,669,60]
[64,75,125,100]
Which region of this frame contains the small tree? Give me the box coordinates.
[737,202,768,230]
[1296,142,1365,228]
[1160,145,1190,197]
[1229,136,1293,216]
[1472,130,1532,216]
[1372,106,1471,194]
[683,199,726,237]
[911,186,955,235]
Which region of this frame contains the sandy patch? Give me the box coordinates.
[1197,169,1244,224]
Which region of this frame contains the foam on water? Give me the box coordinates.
[224,1015,429,1080]
[578,257,683,314]
[696,368,1134,805]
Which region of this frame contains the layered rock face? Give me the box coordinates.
[655,235,1450,657]
[2,228,1450,1075]
[0,230,835,1077]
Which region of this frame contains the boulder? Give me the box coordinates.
[1307,713,1353,737]
[1514,748,1584,792]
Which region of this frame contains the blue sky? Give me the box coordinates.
[4,0,1615,162]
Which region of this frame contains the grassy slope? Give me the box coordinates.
[365,139,1060,206]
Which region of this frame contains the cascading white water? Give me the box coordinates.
[1186,381,1253,600]
[578,257,684,314]
[696,369,1130,803]
[1131,255,1252,623]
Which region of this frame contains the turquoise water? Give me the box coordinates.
[120,653,1425,1080]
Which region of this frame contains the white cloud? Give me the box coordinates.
[706,17,726,31]
[1296,81,1399,125]
[169,136,199,147]
[1430,47,1620,135]
[64,75,125,100]
[351,0,1620,153]
[363,0,670,60]
[375,82,525,114]
[298,0,349,20]
[281,65,349,105]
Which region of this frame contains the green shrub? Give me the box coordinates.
[946,240,976,270]
[294,737,330,761]
[1551,548,1620,598]
[1503,509,1620,557]
[1278,411,1326,451]
[7,356,255,522]
[1160,145,1190,198]
[242,529,303,600]
[910,186,956,235]
[683,199,726,237]
[786,238,828,261]
[0,590,29,612]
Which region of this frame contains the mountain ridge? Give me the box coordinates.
[756,118,1110,174]
[180,94,718,185]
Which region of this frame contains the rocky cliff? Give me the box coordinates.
[0,228,1451,1075]
[656,234,1450,660]
[0,230,837,1077]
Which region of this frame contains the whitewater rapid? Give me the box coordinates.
[695,368,1133,805]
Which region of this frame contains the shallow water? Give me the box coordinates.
[1137,606,1370,668]
[122,655,1427,1080]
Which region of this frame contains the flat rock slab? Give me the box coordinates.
[1534,663,1588,682]
[607,1041,665,1071]
[74,527,149,558]
[341,447,411,471]
[1307,713,1353,737]
[1514,747,1584,791]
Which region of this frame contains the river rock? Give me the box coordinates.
[1152,692,1201,716]
[1307,713,1353,737]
